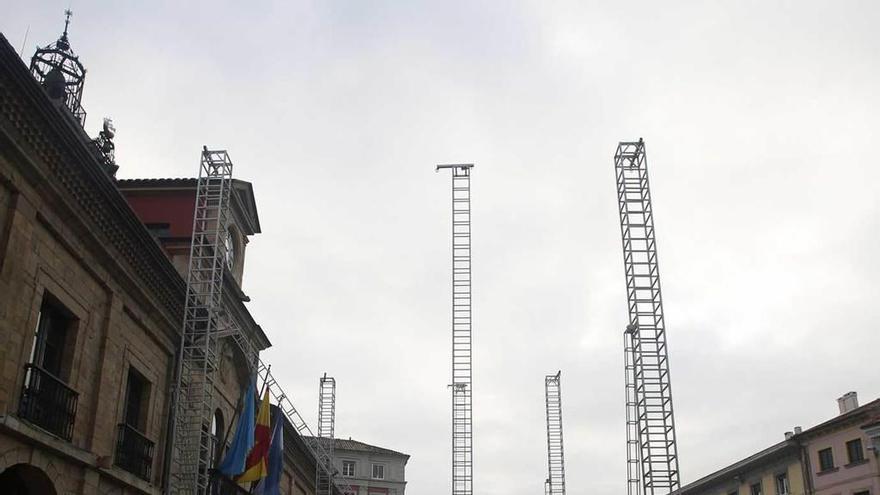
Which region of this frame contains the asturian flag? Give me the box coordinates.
[217,379,256,477]
[254,409,284,495]
[238,389,271,483]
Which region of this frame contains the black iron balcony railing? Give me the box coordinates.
[115,423,154,481]
[18,363,78,441]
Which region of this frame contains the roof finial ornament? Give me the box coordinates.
[58,9,73,50]
[63,9,72,36]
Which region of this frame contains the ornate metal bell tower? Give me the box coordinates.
[30,10,87,125]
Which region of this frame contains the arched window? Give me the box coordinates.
[210,409,224,466]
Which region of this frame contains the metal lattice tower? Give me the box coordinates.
[316,374,337,495]
[545,371,566,495]
[624,329,642,495]
[170,147,235,494]
[437,163,474,495]
[614,138,680,495]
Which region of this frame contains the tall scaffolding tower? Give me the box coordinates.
[545,371,566,495]
[316,374,337,495]
[614,139,680,495]
[170,148,236,494]
[169,148,354,495]
[436,163,474,495]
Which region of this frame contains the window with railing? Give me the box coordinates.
[115,423,154,481]
[115,367,153,480]
[18,363,78,440]
[19,297,78,440]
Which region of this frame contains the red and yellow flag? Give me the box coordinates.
[238,389,271,483]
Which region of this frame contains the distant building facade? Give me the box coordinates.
[798,394,880,495]
[673,394,880,495]
[669,439,806,495]
[323,438,409,495]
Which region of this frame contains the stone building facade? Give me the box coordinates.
[0,25,322,495]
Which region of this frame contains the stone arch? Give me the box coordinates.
[0,462,58,495]
[219,338,253,389]
[0,447,72,495]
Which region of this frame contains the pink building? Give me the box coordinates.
[672,394,880,495]
[798,394,880,495]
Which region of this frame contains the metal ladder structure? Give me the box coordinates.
[170,148,235,494]
[624,327,642,495]
[544,371,566,495]
[255,363,356,495]
[170,148,354,495]
[436,163,474,495]
[614,139,680,495]
[316,374,337,495]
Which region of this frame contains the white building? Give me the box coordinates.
[323,438,409,495]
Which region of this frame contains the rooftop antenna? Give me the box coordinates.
[18,26,29,58]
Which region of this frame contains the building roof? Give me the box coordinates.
[0,33,186,331]
[0,33,270,351]
[673,397,880,495]
[671,440,799,495]
[305,436,410,460]
[117,177,198,188]
[796,397,880,440]
[117,177,262,234]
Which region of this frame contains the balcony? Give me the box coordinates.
[18,363,78,441]
[115,423,154,481]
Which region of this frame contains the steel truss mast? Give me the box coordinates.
[614,139,680,495]
[545,371,566,495]
[316,374,337,495]
[437,163,474,495]
[169,148,354,495]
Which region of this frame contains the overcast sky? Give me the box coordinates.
[3,2,880,494]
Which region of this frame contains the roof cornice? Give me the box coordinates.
[0,33,186,321]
